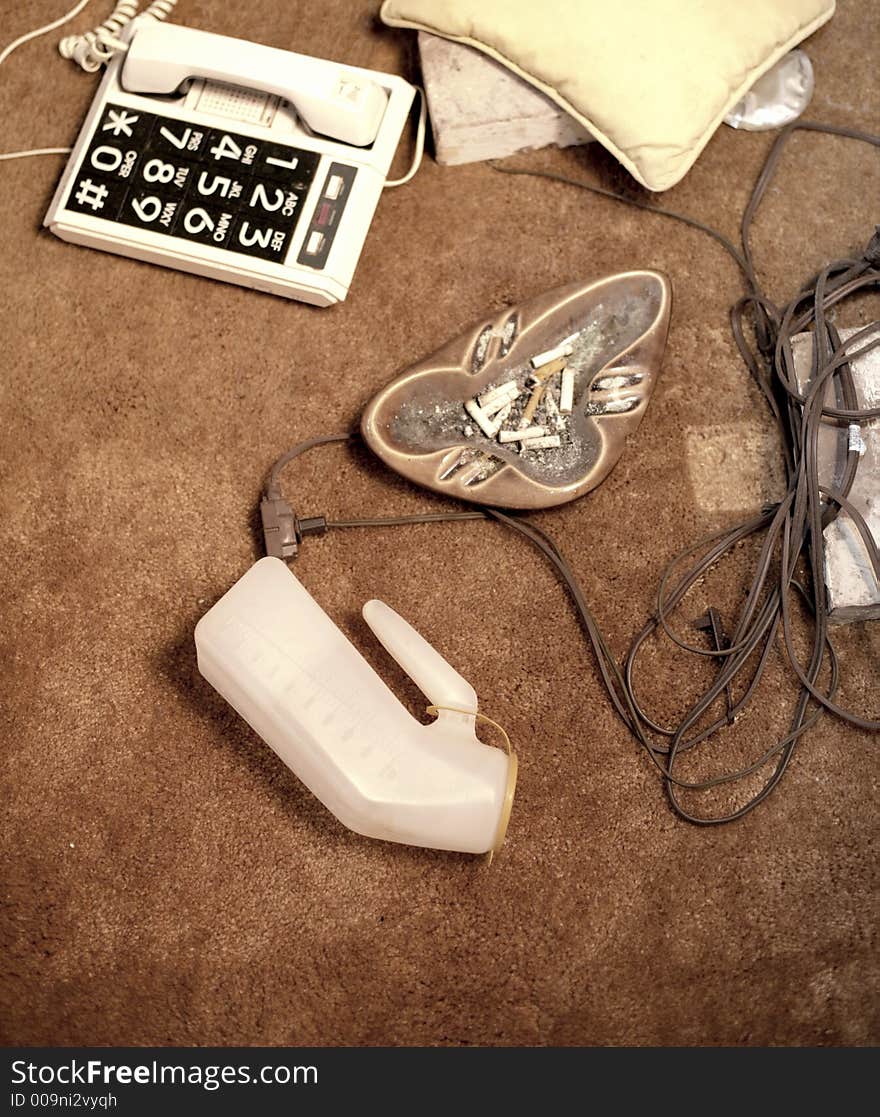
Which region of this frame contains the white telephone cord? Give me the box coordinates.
[59,0,177,73]
[0,0,89,159]
[0,0,91,72]
[384,85,426,188]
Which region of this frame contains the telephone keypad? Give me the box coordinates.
[64,103,319,263]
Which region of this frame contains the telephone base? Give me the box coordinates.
[43,22,415,305]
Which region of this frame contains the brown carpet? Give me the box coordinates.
[2,0,878,1047]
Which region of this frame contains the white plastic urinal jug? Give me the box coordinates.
[195,558,517,854]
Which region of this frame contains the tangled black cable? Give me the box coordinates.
[269,120,879,824]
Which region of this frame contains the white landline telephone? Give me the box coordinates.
[43,18,416,305]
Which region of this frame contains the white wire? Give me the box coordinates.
[384,85,427,188]
[0,146,72,161]
[0,0,96,160]
[0,0,92,67]
[0,0,179,163]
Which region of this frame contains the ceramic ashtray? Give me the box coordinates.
[362,271,672,509]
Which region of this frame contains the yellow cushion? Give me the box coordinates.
[380,0,834,191]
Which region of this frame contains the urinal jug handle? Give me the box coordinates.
[362,598,478,731]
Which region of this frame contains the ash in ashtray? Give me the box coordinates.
[389,313,647,486]
[457,336,581,469]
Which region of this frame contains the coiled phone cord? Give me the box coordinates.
[59,0,177,73]
[270,120,879,824]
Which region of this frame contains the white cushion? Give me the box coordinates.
[380,0,835,190]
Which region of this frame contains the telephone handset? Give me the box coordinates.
[121,21,389,148]
[44,17,416,305]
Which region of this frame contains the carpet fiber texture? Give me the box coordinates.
[1,0,877,1046]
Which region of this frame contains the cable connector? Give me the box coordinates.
[260,495,298,559]
[260,495,326,560]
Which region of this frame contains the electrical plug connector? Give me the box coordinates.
[260,492,326,560]
[260,494,298,559]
